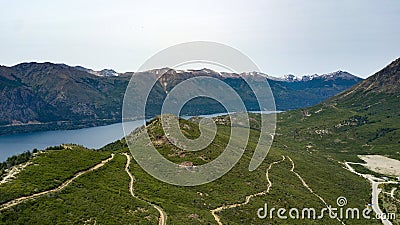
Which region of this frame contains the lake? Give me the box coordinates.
[0,111,279,162]
[0,120,144,162]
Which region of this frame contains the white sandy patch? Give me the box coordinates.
[358,155,400,176]
[0,161,31,185]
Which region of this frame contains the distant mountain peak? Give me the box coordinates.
[275,70,360,82]
[282,74,300,82]
[74,66,120,77]
[99,69,119,77]
[321,70,357,79]
[143,68,361,83]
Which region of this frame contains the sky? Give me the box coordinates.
[1,0,399,78]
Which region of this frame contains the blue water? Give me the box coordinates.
[0,120,144,162]
[0,111,279,162]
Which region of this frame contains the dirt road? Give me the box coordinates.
[0,154,114,211]
[210,156,286,225]
[344,161,397,225]
[122,153,167,225]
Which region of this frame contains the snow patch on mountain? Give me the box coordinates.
[276,70,359,82]
[74,66,120,77]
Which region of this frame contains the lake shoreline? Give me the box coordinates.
[0,111,281,162]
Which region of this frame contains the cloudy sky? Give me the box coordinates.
[1,0,399,78]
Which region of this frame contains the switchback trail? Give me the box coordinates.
[122,153,167,225]
[210,156,286,225]
[0,154,115,211]
[210,156,345,225]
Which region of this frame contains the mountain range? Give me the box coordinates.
[0,62,362,135]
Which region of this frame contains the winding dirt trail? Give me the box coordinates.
[122,153,167,225]
[388,188,400,203]
[210,156,347,225]
[0,154,115,212]
[210,156,286,225]
[287,156,345,225]
[382,188,398,200]
[390,188,396,199]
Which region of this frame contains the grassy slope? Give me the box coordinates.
[0,146,111,205]
[126,117,373,224]
[0,154,158,224]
